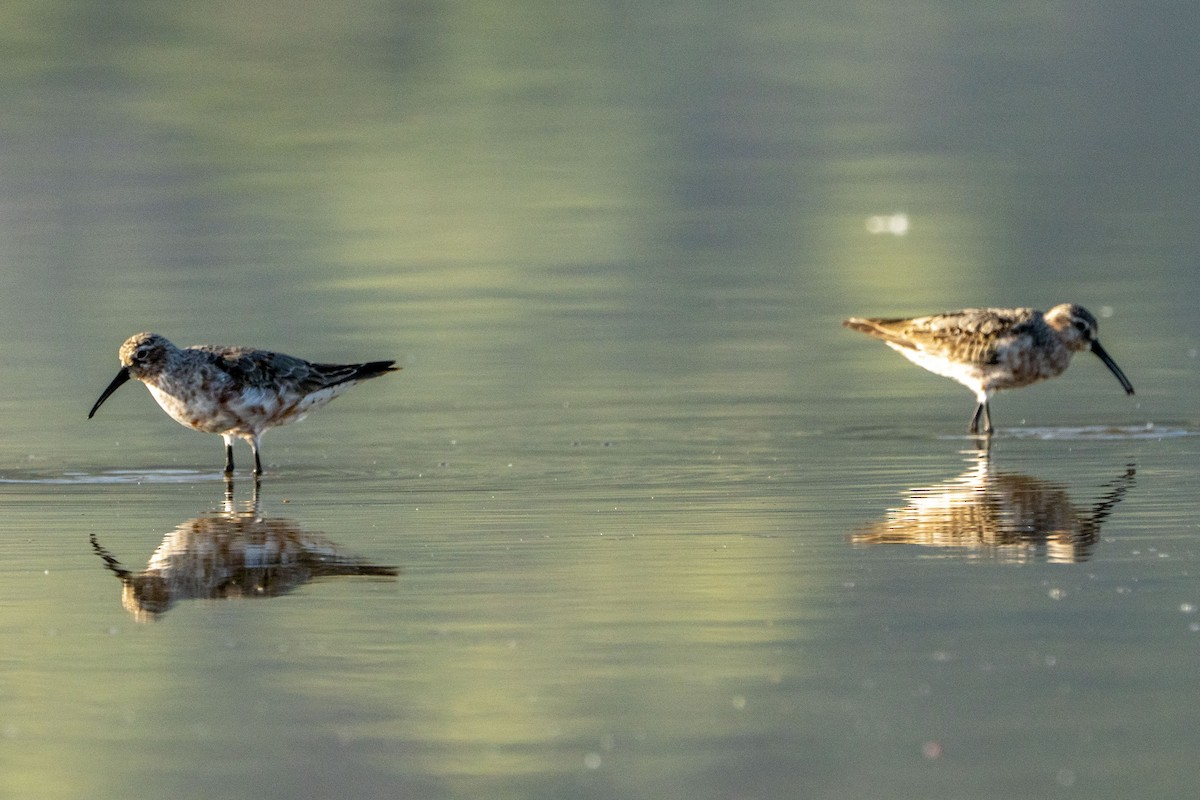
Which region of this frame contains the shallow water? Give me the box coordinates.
[5,3,1200,799]
[8,419,1200,798]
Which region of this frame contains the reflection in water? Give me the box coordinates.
[853,452,1136,563]
[90,481,398,621]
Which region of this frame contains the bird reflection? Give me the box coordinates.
[90,479,398,621]
[852,451,1135,563]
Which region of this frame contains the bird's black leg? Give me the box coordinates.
[224,443,235,475]
[969,402,984,435]
[969,400,995,437]
[250,436,264,476]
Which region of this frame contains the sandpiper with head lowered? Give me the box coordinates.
[89,332,398,475]
[843,304,1134,435]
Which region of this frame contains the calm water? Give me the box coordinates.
[4,3,1200,799]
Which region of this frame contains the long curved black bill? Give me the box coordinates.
[88,368,131,418]
[1091,341,1135,396]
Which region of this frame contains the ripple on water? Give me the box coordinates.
[0,469,221,485]
[1001,423,1195,441]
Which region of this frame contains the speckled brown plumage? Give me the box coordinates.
[89,332,398,474]
[843,303,1134,435]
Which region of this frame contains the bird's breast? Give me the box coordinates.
[146,383,239,433]
[987,338,1072,390]
[144,370,355,437]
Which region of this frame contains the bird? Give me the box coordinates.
[843,303,1134,435]
[88,332,398,475]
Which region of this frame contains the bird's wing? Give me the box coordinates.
[190,346,313,391]
[848,309,1037,366]
[191,347,397,394]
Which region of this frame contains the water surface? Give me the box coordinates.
[4,3,1200,799]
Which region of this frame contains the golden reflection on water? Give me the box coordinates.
[852,450,1136,563]
[89,480,398,621]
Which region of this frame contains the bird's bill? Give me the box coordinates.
[88,368,132,418]
[1091,341,1135,396]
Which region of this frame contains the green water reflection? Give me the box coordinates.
[852,449,1137,563]
[3,1,1200,799]
[89,483,398,620]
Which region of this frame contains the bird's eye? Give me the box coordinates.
[1073,320,1089,334]
[134,348,151,362]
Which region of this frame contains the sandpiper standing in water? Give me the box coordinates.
[843,304,1134,435]
[89,332,398,474]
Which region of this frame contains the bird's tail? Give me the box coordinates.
[842,318,914,349]
[352,360,400,381]
[316,360,400,389]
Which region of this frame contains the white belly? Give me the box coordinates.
[888,343,988,400]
